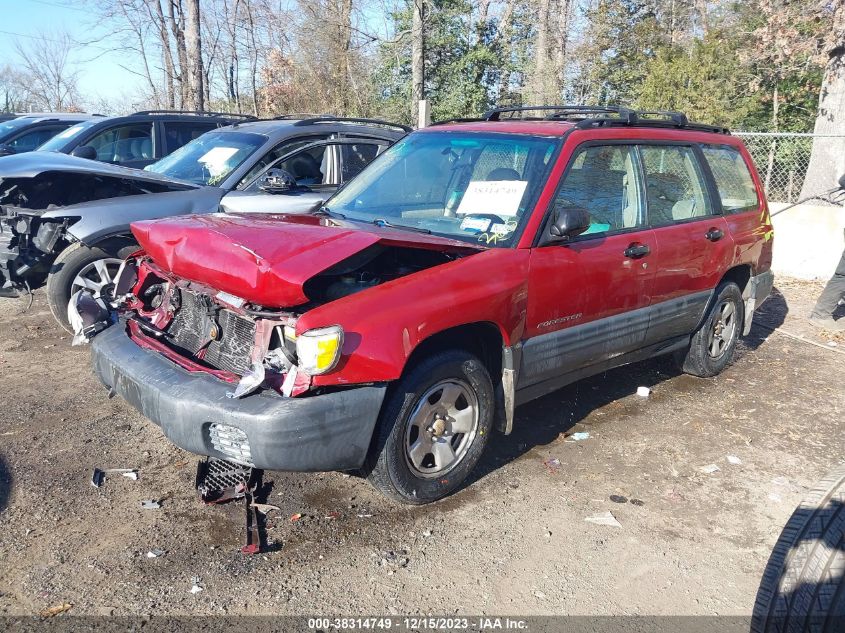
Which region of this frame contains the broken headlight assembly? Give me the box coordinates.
[295,326,344,375]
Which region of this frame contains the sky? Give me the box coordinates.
[0,0,145,111]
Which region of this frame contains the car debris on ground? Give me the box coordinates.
[146,549,165,558]
[90,467,138,488]
[584,511,622,528]
[700,464,721,474]
[140,499,162,510]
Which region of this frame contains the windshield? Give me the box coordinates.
[37,119,99,151]
[326,131,560,247]
[147,130,267,186]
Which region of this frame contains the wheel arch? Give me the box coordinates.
[720,264,752,298]
[403,321,506,380]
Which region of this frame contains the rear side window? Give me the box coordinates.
[640,145,713,225]
[8,125,69,152]
[163,122,218,154]
[701,146,759,214]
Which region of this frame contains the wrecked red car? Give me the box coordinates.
[86,106,774,504]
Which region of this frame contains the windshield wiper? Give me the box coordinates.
[371,218,431,234]
[315,206,346,220]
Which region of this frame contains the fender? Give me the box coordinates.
[297,248,531,388]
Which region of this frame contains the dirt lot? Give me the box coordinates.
[0,278,842,618]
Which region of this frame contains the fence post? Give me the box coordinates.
[418,99,431,129]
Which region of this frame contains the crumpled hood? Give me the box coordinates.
[0,151,196,187]
[131,213,483,308]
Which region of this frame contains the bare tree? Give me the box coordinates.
[13,31,81,111]
[185,0,205,109]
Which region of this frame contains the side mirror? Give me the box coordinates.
[0,144,17,157]
[71,145,97,161]
[258,168,297,194]
[838,173,845,190]
[546,204,591,244]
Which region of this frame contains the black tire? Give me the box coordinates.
[365,350,494,505]
[676,281,744,377]
[752,463,845,633]
[46,240,138,333]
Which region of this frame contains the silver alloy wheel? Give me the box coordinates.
[403,379,479,479]
[70,257,123,306]
[707,298,738,359]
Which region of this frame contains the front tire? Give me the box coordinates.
[46,240,137,333]
[676,281,744,378]
[366,350,494,505]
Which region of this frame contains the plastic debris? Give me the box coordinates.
[584,511,622,528]
[726,455,742,465]
[91,468,138,487]
[543,457,562,473]
[190,577,204,594]
[636,386,651,397]
[40,603,73,618]
[290,513,303,522]
[570,432,590,441]
[700,464,721,474]
[250,502,280,515]
[324,511,341,520]
[609,494,628,503]
[146,549,165,558]
[141,499,162,510]
[357,513,374,518]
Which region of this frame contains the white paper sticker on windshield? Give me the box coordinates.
[460,217,491,232]
[456,180,528,217]
[198,147,239,175]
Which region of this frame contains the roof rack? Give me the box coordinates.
[132,110,256,120]
[292,116,412,133]
[479,105,730,134]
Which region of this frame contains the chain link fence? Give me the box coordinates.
[734,132,845,204]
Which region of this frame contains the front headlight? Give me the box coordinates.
[296,326,344,374]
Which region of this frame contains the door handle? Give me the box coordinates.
[624,243,651,258]
[705,228,724,242]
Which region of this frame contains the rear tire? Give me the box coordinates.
[365,350,494,505]
[46,240,137,333]
[676,281,744,377]
[752,463,845,633]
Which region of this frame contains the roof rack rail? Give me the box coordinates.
[272,112,334,120]
[132,110,256,120]
[429,117,486,126]
[292,116,412,133]
[480,105,729,134]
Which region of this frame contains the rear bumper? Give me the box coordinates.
[744,269,775,335]
[91,323,387,471]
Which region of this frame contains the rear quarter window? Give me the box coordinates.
[701,145,760,214]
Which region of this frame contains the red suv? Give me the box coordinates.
[86,106,774,504]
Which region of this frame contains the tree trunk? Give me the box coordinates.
[149,0,177,109]
[185,0,204,110]
[532,0,552,102]
[801,4,845,199]
[411,0,425,121]
[168,0,190,108]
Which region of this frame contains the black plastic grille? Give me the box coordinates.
[165,289,256,375]
[204,309,256,375]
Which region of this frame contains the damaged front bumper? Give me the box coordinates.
[0,207,68,293]
[90,322,388,471]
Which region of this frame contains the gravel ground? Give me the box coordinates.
[0,278,842,617]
